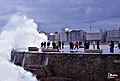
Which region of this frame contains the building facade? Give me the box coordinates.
[100,29,107,43]
[106,28,120,42]
[59,28,70,42]
[47,33,55,41]
[69,30,86,42]
[86,33,101,42]
[54,32,60,41]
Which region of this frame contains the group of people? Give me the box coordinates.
[69,41,83,50]
[41,42,50,48]
[69,40,100,50]
[41,40,120,53]
[52,41,64,49]
[69,40,120,53]
[41,41,64,49]
[84,40,100,50]
[109,40,120,53]
[84,41,90,49]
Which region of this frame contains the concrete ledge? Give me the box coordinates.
[84,49,103,53]
[42,48,59,52]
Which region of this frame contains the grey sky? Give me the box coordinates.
[0,0,120,32]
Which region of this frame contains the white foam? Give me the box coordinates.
[0,13,47,81]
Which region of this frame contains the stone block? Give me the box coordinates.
[84,49,103,53]
[28,47,39,51]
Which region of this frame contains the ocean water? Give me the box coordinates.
[0,13,47,81]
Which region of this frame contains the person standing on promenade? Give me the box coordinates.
[97,40,100,49]
[43,42,46,48]
[47,42,50,48]
[109,40,114,53]
[118,41,120,49]
[41,42,44,48]
[93,41,96,49]
[75,41,79,49]
[52,41,56,49]
[58,41,61,49]
[62,41,64,49]
[79,41,82,48]
[69,42,73,50]
[87,41,90,49]
[84,41,87,50]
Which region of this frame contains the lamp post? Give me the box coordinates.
[65,31,69,42]
[59,31,62,50]
[90,26,92,33]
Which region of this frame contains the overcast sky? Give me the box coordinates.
[0,0,120,33]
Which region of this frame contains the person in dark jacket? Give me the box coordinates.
[75,42,79,49]
[52,41,56,49]
[109,40,114,53]
[43,42,46,48]
[62,41,64,49]
[69,42,73,50]
[84,41,87,50]
[58,41,61,49]
[85,41,90,49]
[118,41,120,49]
[97,40,100,49]
[47,42,50,48]
[41,42,44,47]
[79,41,82,48]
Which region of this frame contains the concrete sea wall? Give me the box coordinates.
[11,51,120,81]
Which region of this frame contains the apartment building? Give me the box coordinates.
[106,28,120,42]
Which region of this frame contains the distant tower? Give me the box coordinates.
[90,26,92,33]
